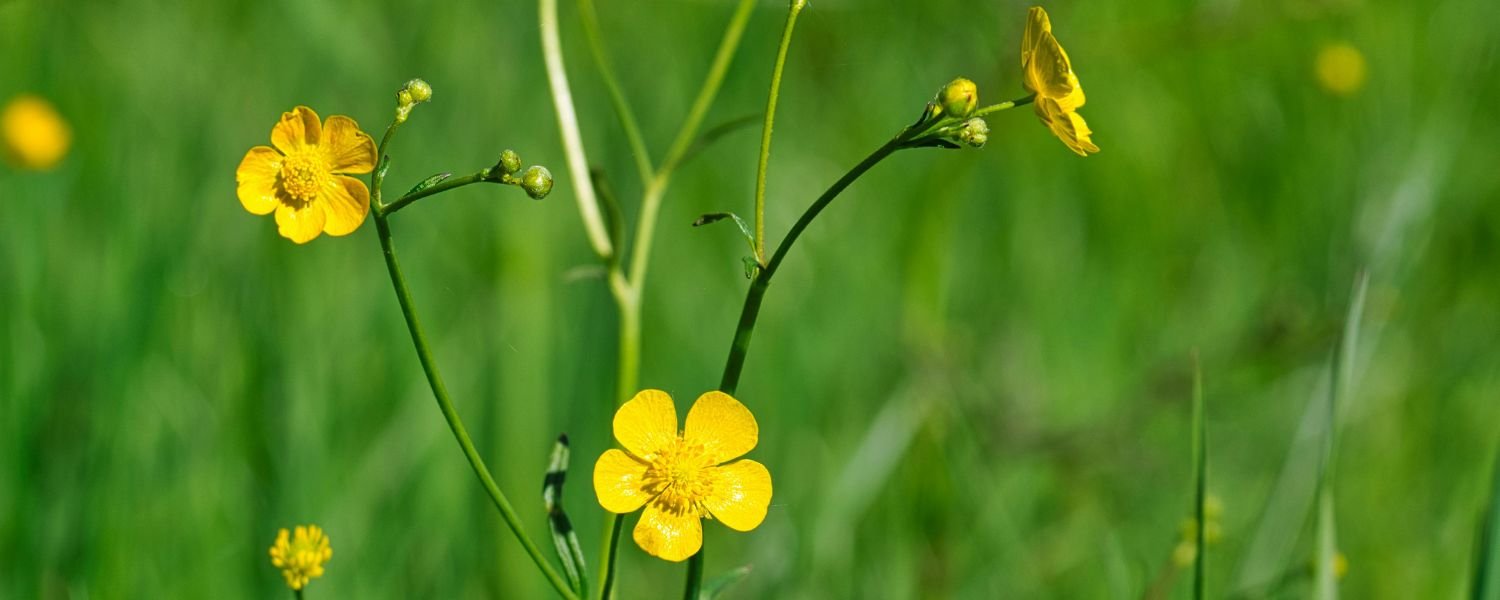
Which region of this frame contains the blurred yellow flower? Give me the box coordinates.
[593,389,772,562]
[1,94,72,170]
[269,524,332,591]
[1021,7,1099,156]
[237,106,376,244]
[1315,42,1367,96]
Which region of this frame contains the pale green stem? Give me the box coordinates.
[577,0,654,184]
[370,123,579,600]
[541,0,614,260]
[752,0,807,264]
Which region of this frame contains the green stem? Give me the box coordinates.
[720,137,903,395]
[627,0,758,291]
[540,0,614,259]
[369,129,579,600]
[294,588,304,600]
[752,0,807,264]
[596,514,625,600]
[682,546,705,600]
[577,0,654,184]
[379,171,490,217]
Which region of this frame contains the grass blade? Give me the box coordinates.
[1192,352,1208,600]
[1473,443,1500,600]
[699,565,752,600]
[543,434,588,596]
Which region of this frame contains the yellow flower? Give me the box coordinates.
[2,94,72,170]
[268,524,333,591]
[1021,7,1099,156]
[593,390,773,562]
[236,106,377,244]
[1315,42,1367,96]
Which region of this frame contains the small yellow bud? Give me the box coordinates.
[939,78,978,118]
[1315,43,1367,96]
[521,165,553,200]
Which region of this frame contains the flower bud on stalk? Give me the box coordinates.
[521,165,553,200]
[395,78,433,123]
[939,78,978,118]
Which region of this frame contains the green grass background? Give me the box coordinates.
[3,0,1499,597]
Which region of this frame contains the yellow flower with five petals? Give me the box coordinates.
[236,106,377,243]
[1021,7,1099,156]
[594,389,773,562]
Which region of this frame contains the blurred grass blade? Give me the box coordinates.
[699,565,752,600]
[1315,273,1367,600]
[1473,444,1500,600]
[543,434,587,596]
[1192,353,1207,600]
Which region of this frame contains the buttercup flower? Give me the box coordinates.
[237,106,377,243]
[2,94,72,170]
[594,390,773,562]
[269,524,333,591]
[1021,7,1099,156]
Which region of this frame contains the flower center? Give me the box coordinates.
[642,437,715,516]
[278,152,328,205]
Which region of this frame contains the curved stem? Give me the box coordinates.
[541,0,614,260]
[577,0,654,184]
[369,126,578,600]
[720,138,903,394]
[752,0,807,263]
[379,171,491,217]
[682,546,705,600]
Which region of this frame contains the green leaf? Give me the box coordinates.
[693,212,758,260]
[542,434,587,596]
[405,172,452,196]
[698,565,752,600]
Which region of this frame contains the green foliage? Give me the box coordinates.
[2,0,1498,598]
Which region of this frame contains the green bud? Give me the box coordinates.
[939,78,978,118]
[497,149,522,176]
[958,118,989,147]
[403,78,433,104]
[521,165,553,200]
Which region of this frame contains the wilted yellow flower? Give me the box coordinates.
[594,390,773,562]
[269,525,333,591]
[1,94,72,170]
[1315,42,1367,96]
[1021,7,1099,156]
[236,106,377,244]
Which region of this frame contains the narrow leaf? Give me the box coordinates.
[542,433,587,595]
[699,565,752,600]
[692,212,758,258]
[405,172,452,196]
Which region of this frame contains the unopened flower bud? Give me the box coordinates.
[521,165,553,200]
[958,118,989,147]
[939,78,978,118]
[497,149,522,176]
[395,78,433,123]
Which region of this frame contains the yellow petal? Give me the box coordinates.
[321,175,369,236]
[594,449,652,514]
[271,106,322,155]
[1021,6,1053,69]
[614,390,679,458]
[1036,99,1098,156]
[275,200,326,244]
[703,459,772,532]
[633,501,702,562]
[236,146,282,215]
[1026,31,1076,101]
[321,115,376,174]
[684,391,758,464]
